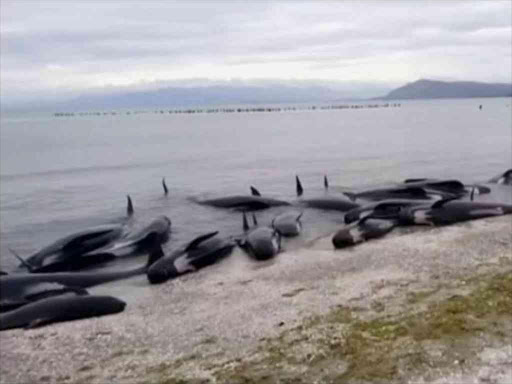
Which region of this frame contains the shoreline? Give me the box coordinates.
[1,215,511,383]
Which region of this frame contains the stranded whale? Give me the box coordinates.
[332,217,396,249]
[0,234,164,311]
[147,232,235,284]
[0,295,126,331]
[272,212,303,237]
[399,198,512,226]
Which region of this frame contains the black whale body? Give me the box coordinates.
[294,175,360,212]
[147,232,235,284]
[240,227,281,261]
[272,212,303,237]
[198,195,290,211]
[488,169,512,186]
[20,224,125,270]
[0,295,126,331]
[344,199,430,224]
[0,237,163,311]
[332,217,396,249]
[89,215,171,256]
[341,186,451,202]
[19,253,118,274]
[298,197,360,212]
[399,199,512,226]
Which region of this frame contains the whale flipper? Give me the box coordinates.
[296,175,304,197]
[162,178,169,195]
[127,195,134,216]
[342,192,357,202]
[184,232,219,252]
[26,317,54,329]
[431,196,459,209]
[250,186,261,196]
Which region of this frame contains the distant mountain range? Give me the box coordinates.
[57,84,361,111]
[381,79,512,100]
[6,79,511,113]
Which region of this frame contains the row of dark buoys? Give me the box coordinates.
[52,102,401,118]
[1,169,510,330]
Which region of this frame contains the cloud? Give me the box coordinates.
[1,0,510,106]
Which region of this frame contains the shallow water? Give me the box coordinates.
[1,97,511,272]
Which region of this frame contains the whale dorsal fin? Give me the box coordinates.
[243,212,249,232]
[127,195,134,216]
[250,186,261,196]
[162,178,169,195]
[470,187,475,201]
[324,175,329,190]
[432,197,458,209]
[296,175,303,197]
[185,231,219,252]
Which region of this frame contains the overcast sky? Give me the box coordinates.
[1,0,511,106]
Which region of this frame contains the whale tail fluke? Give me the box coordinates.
[127,195,134,216]
[8,248,35,272]
[296,175,303,197]
[324,175,329,190]
[250,186,261,196]
[162,178,169,195]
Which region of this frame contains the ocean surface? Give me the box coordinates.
[1,97,511,272]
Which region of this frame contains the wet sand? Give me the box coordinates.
[1,215,511,383]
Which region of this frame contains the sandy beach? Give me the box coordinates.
[1,215,511,384]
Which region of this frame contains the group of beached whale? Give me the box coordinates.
[0,169,511,331]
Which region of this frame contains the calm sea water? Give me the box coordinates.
[1,98,511,271]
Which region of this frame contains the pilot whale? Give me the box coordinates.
[295,175,359,212]
[332,217,396,249]
[0,295,126,331]
[238,212,281,260]
[198,195,290,211]
[17,223,125,271]
[0,234,164,311]
[489,169,512,186]
[398,198,512,226]
[147,232,235,284]
[344,199,429,224]
[92,215,171,256]
[272,212,303,237]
